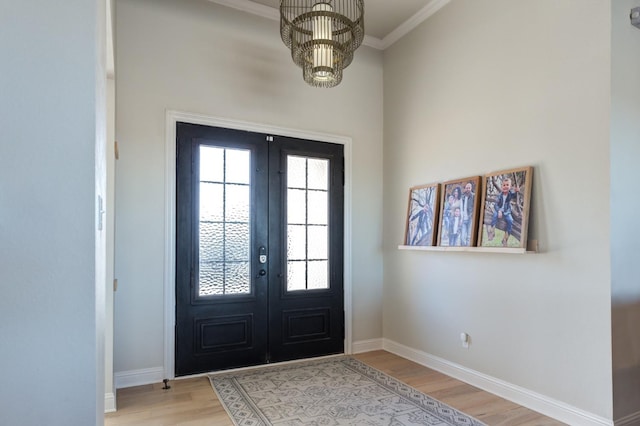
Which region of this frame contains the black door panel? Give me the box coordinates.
[175,123,343,375]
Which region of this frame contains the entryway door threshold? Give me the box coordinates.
[174,353,347,381]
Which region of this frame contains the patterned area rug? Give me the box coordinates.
[209,356,486,425]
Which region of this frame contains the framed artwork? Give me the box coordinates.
[405,183,440,246]
[437,176,481,247]
[478,166,533,249]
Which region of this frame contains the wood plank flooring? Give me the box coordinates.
[104,350,564,425]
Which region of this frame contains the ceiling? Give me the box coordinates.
[209,0,450,50]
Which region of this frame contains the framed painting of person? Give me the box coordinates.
[478,166,533,249]
[405,183,440,246]
[437,176,481,247]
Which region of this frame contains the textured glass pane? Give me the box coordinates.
[307,158,328,190]
[200,182,223,222]
[225,149,250,184]
[287,156,306,189]
[225,184,250,222]
[287,189,306,224]
[308,260,328,289]
[199,222,223,262]
[287,225,306,261]
[225,223,250,261]
[307,226,328,260]
[224,262,250,295]
[199,262,224,296]
[287,261,306,291]
[200,146,224,182]
[307,190,328,225]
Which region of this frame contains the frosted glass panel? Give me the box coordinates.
[225,223,250,261]
[287,156,306,188]
[200,146,224,182]
[199,263,224,295]
[225,184,250,222]
[307,190,327,225]
[198,146,251,297]
[225,262,250,294]
[308,261,328,289]
[287,261,306,291]
[200,183,223,222]
[199,222,223,262]
[307,226,327,260]
[225,149,250,184]
[287,189,306,224]
[287,225,306,261]
[307,158,328,190]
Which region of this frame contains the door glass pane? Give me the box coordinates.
[287,156,307,188]
[307,191,327,225]
[307,158,329,190]
[308,260,328,290]
[287,261,306,291]
[287,225,306,261]
[225,149,250,184]
[287,189,306,224]
[199,222,223,262]
[286,155,330,291]
[198,145,251,297]
[199,183,223,222]
[200,147,224,182]
[225,223,250,261]
[307,225,327,259]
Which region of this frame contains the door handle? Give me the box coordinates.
[256,269,266,278]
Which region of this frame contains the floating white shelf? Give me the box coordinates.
[397,240,538,254]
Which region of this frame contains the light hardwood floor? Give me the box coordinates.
[105,350,565,425]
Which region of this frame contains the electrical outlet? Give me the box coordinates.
[460,332,470,349]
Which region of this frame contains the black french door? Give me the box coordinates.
[175,122,344,376]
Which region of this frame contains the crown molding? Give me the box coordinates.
[209,0,279,20]
[380,0,451,49]
[207,0,448,50]
[363,35,384,50]
[208,0,384,49]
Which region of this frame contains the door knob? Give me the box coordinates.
[256,269,266,278]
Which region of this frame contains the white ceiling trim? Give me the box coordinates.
[209,0,278,21]
[208,0,385,48]
[380,0,451,50]
[207,0,451,51]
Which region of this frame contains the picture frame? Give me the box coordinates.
[437,176,481,247]
[405,183,440,246]
[477,166,533,249]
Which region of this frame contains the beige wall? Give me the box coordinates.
[0,0,106,424]
[114,0,384,373]
[383,0,612,419]
[611,0,640,421]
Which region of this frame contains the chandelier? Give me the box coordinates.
[280,0,365,88]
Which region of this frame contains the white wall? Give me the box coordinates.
[611,0,640,422]
[114,0,383,375]
[383,0,612,420]
[0,0,106,425]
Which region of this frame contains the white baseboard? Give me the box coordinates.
[104,392,116,413]
[616,411,640,426]
[115,367,165,389]
[382,339,613,426]
[352,338,384,354]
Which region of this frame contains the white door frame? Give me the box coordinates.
[164,110,353,379]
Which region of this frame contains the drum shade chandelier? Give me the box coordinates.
[280,0,364,88]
